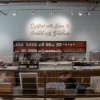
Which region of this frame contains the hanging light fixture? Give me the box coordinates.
[87,11,91,15]
[46,1,50,5]
[79,11,83,16]
[51,11,54,15]
[32,11,36,15]
[13,11,16,16]
[71,10,74,15]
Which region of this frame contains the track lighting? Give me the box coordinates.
[71,11,74,15]
[46,1,50,5]
[13,11,16,16]
[0,9,93,16]
[87,11,91,16]
[51,11,54,15]
[0,10,7,16]
[79,11,83,16]
[32,11,36,15]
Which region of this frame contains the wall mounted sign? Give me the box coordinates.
[26,16,71,40]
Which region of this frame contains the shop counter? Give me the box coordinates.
[0,66,100,89]
[0,66,18,71]
[0,90,100,98]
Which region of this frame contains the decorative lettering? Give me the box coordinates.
[27,22,71,39]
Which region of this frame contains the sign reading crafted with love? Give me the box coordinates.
[26,16,71,40]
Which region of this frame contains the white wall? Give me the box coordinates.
[0,4,100,56]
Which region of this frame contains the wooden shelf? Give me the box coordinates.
[13,41,86,64]
[13,41,86,53]
[0,82,12,93]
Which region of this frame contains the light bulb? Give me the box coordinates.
[79,11,83,16]
[32,11,36,15]
[71,11,74,15]
[51,11,54,15]
[13,12,16,16]
[87,11,91,16]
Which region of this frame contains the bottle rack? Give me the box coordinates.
[13,41,86,53]
[13,41,86,64]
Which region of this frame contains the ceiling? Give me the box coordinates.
[0,0,100,15]
[0,0,99,3]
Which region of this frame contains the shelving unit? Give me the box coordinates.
[13,41,86,66]
[13,41,86,53]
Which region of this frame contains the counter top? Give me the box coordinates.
[0,66,18,71]
[73,66,100,70]
[0,66,100,71]
[39,61,72,65]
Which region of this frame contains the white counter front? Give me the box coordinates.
[0,66,18,71]
[39,61,72,65]
[39,62,100,70]
[73,66,100,70]
[0,64,100,71]
[39,61,72,70]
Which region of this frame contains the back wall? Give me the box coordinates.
[0,4,100,57]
